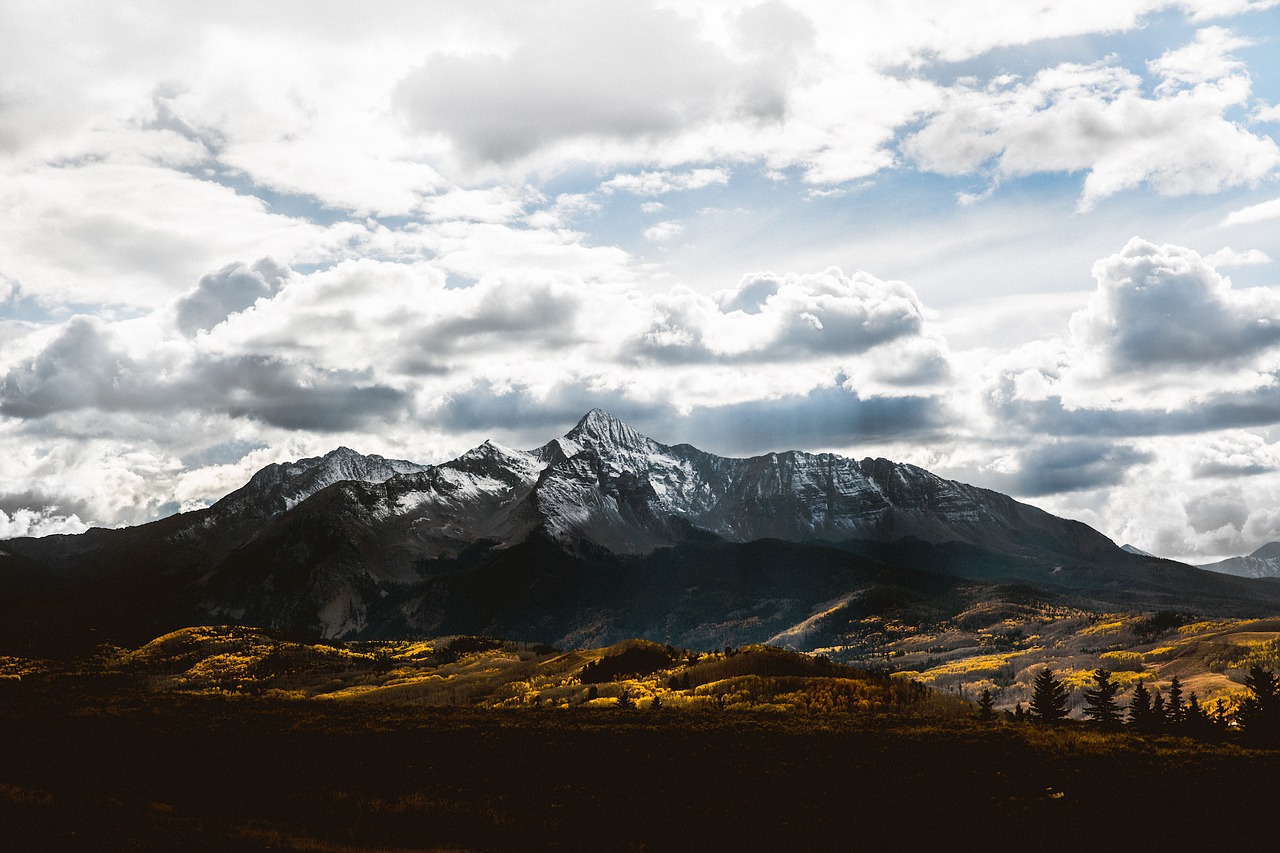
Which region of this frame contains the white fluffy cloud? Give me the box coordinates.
[904,27,1280,210]
[1071,237,1280,373]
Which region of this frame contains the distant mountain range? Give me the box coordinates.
[1199,542,1280,579]
[4,409,1280,656]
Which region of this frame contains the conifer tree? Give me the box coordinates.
[1128,680,1153,730]
[1237,665,1280,742]
[977,687,995,722]
[1166,676,1185,726]
[1184,692,1209,738]
[1151,692,1166,730]
[1082,668,1122,728]
[1029,667,1070,723]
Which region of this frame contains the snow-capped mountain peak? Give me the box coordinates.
[1200,541,1280,579]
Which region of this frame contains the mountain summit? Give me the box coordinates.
[5,411,1278,653]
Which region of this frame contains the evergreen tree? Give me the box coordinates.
[1082,668,1122,728]
[1029,667,1070,723]
[1014,702,1026,722]
[1166,676,1185,726]
[1236,665,1280,743]
[1184,692,1210,739]
[977,687,995,722]
[1151,692,1166,730]
[1128,680,1153,730]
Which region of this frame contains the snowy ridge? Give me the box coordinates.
[1200,542,1280,579]
[250,408,1118,562]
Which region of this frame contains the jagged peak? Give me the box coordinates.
[565,408,655,450]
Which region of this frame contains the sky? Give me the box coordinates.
[2,1,1280,562]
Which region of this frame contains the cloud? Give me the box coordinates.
[1181,0,1280,22]
[1221,197,1280,226]
[631,268,941,369]
[980,239,1280,452]
[602,168,730,196]
[1203,247,1272,267]
[393,1,811,165]
[1005,440,1155,497]
[174,258,290,336]
[675,383,946,455]
[903,29,1280,210]
[0,316,409,431]
[435,376,946,457]
[643,221,684,242]
[0,161,343,309]
[0,507,88,539]
[1070,237,1280,372]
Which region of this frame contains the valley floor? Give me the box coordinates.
[2,687,1278,852]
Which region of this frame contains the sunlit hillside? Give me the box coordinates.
[821,607,1280,717]
[6,626,966,718]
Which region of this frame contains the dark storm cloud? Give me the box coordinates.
[0,318,407,431]
[393,1,810,163]
[174,258,289,336]
[1003,440,1153,497]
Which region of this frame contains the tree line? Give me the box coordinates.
[975,664,1280,744]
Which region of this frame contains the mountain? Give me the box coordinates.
[5,409,1280,655]
[1200,542,1280,579]
[1122,543,1155,557]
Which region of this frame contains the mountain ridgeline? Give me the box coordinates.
[4,409,1280,656]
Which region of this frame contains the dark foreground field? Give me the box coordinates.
[3,687,1278,851]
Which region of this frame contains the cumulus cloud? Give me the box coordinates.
[0,507,88,539]
[903,28,1280,210]
[393,1,811,165]
[0,316,408,431]
[174,258,290,336]
[630,268,943,371]
[979,239,1280,467]
[1070,237,1280,372]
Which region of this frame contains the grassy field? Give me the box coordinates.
[4,627,1280,850]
